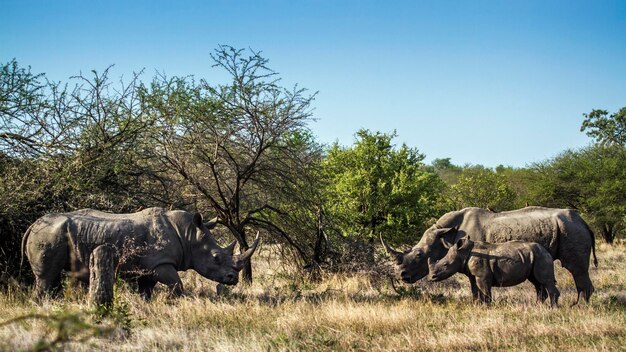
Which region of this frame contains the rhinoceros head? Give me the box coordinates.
[428,236,474,282]
[381,226,463,283]
[189,214,260,286]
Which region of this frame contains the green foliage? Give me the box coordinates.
[321,129,444,244]
[581,107,626,145]
[443,166,517,211]
[430,158,463,185]
[492,166,539,209]
[94,300,133,336]
[526,144,626,243]
[575,106,626,242]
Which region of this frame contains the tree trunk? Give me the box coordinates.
[308,207,327,282]
[602,223,615,244]
[88,244,118,308]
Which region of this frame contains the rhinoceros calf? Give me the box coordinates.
[428,237,560,306]
[22,207,259,299]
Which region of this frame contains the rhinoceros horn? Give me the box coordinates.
[380,235,404,265]
[427,257,436,271]
[427,257,438,281]
[234,232,260,270]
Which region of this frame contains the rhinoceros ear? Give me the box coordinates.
[455,238,465,248]
[225,240,237,255]
[434,227,455,237]
[193,212,203,229]
[439,228,464,249]
[457,236,472,250]
[204,217,218,230]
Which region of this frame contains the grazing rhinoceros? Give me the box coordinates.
[22,207,259,299]
[428,237,560,306]
[381,207,597,304]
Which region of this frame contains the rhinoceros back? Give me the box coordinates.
[68,212,149,266]
[436,207,578,258]
[26,207,184,275]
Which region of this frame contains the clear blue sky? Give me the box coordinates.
[2,0,625,167]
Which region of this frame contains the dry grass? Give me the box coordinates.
[1,241,625,351]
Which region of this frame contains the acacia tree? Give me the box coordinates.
[141,46,319,283]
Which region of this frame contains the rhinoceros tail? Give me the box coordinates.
[581,220,598,268]
[19,224,33,279]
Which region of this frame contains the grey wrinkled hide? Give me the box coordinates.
[428,238,560,306]
[22,207,259,299]
[383,207,597,304]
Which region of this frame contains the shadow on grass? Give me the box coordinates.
[604,294,626,311]
[188,276,462,308]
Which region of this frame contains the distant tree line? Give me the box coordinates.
[1,48,624,284]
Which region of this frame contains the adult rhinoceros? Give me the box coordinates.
[382,206,598,304]
[22,207,259,299]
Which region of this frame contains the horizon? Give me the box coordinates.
[2,1,625,168]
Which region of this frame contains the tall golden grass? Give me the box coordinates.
[1,241,625,351]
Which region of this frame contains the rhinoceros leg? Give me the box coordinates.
[547,285,560,308]
[571,273,594,306]
[558,230,594,304]
[29,245,67,297]
[536,286,548,303]
[137,276,157,300]
[152,264,183,296]
[529,280,559,307]
[475,277,492,304]
[468,276,480,301]
[534,278,560,308]
[34,276,63,297]
[560,256,594,305]
[528,277,548,303]
[530,253,559,306]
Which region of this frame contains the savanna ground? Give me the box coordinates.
[1,242,625,351]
